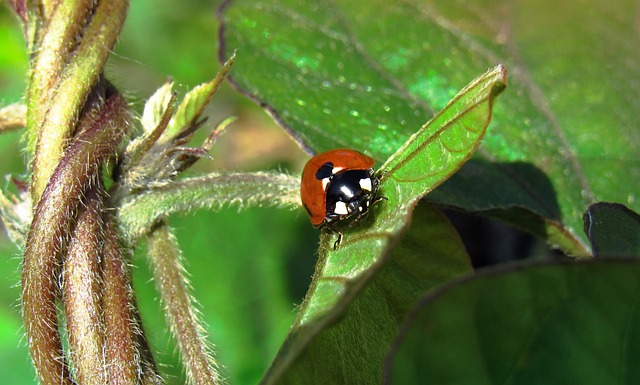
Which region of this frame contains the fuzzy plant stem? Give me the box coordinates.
[22,91,127,385]
[119,171,301,240]
[102,213,146,385]
[26,0,96,142]
[147,224,221,385]
[63,184,107,385]
[28,0,129,201]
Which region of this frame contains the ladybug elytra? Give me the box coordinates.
[300,148,384,248]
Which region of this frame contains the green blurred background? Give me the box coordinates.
[0,1,317,383]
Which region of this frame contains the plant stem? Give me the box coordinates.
[26,0,95,148]
[102,214,143,385]
[118,171,301,240]
[22,90,128,385]
[147,224,220,385]
[63,183,106,385]
[30,0,129,202]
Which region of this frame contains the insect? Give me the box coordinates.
[300,148,384,249]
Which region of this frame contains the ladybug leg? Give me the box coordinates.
[333,232,343,250]
[372,195,388,206]
[330,196,387,250]
[352,194,386,224]
[375,170,390,183]
[323,222,344,250]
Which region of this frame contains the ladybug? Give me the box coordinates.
[300,148,384,248]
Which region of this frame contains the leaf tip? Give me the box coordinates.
[220,50,237,76]
[492,64,508,93]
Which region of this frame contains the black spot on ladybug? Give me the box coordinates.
[315,162,334,180]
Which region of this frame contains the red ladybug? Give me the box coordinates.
[300,148,383,248]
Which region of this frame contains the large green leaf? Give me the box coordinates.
[264,205,472,385]
[218,0,640,253]
[260,66,503,384]
[384,258,640,384]
[294,65,503,324]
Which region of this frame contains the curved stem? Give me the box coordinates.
[63,183,106,385]
[26,0,95,147]
[22,91,127,385]
[147,224,220,385]
[30,0,129,201]
[102,214,143,385]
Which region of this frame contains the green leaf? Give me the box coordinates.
[384,258,640,385]
[261,67,503,384]
[263,205,472,385]
[141,80,174,134]
[378,65,506,190]
[290,65,504,325]
[162,52,235,142]
[583,202,640,257]
[218,0,640,253]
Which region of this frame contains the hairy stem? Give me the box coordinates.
[30,0,129,201]
[22,91,127,385]
[26,0,95,146]
[102,214,143,385]
[118,171,300,240]
[63,184,106,385]
[147,224,220,385]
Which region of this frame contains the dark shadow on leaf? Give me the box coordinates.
[442,208,539,267]
[427,158,562,223]
[423,158,573,264]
